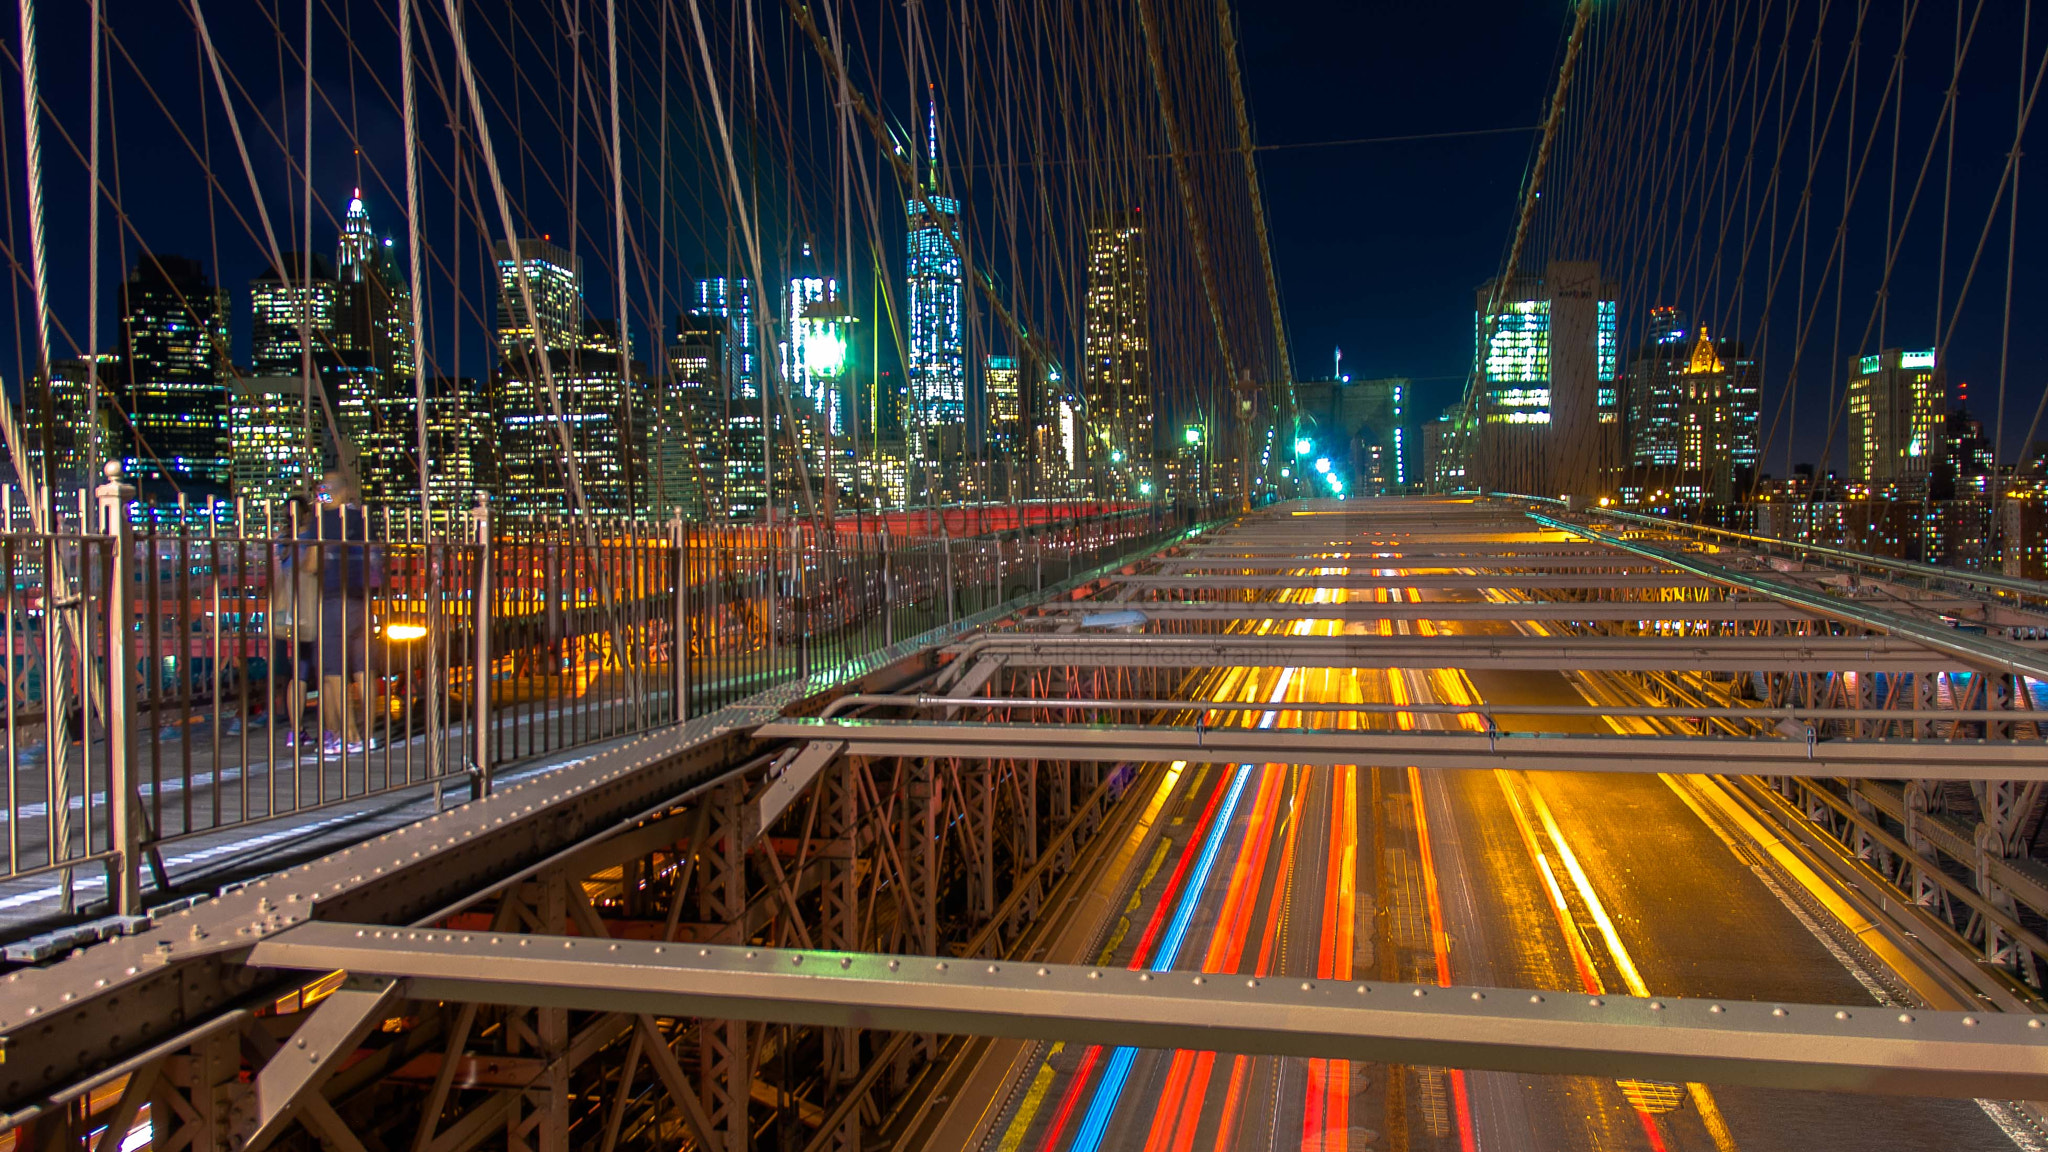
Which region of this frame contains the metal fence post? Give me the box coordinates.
[471,494,492,798]
[95,463,140,916]
[684,508,700,717]
[881,527,895,648]
[794,524,811,678]
[942,526,957,625]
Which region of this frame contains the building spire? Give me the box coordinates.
[926,85,939,193]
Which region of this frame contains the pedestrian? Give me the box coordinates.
[280,470,385,757]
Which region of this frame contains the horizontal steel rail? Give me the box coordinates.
[1588,504,2048,603]
[1115,572,1715,590]
[246,924,2048,1100]
[754,717,2048,779]
[1036,600,1814,621]
[940,632,1968,673]
[1527,511,2048,682]
[821,693,2037,724]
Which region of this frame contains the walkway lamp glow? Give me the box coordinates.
[1315,457,1331,475]
[1295,437,1312,456]
[804,331,848,377]
[1184,426,1202,446]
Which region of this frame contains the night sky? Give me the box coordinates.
[1237,3,1564,427]
[14,2,2048,479]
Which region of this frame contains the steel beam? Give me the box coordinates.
[753,718,2048,781]
[942,633,1961,673]
[1034,601,1812,622]
[247,925,2048,1100]
[1114,573,1715,591]
[1530,512,2048,682]
[1157,557,1680,573]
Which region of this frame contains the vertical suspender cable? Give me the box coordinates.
[607,0,630,511]
[1133,0,1238,489]
[86,0,100,482]
[400,0,437,776]
[302,0,314,487]
[191,0,358,485]
[1214,0,1294,448]
[7,0,50,528]
[438,0,595,523]
[1454,0,1598,492]
[402,0,428,529]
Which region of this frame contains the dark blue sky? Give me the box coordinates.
[1238,3,1564,423]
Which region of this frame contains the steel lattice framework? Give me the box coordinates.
[8,496,2048,1149]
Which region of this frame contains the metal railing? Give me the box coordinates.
[0,471,1224,924]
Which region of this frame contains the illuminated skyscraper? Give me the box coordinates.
[230,375,320,504]
[782,244,847,435]
[986,355,1022,454]
[494,319,641,514]
[493,239,583,356]
[657,313,730,519]
[333,193,423,504]
[1624,329,1759,501]
[1848,348,1945,490]
[905,99,966,469]
[1470,261,1618,495]
[1084,211,1150,492]
[695,276,756,399]
[36,355,117,496]
[119,255,231,485]
[250,253,339,376]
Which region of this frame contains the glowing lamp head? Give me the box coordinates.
[385,621,429,642]
[1294,438,1312,456]
[1139,481,1153,496]
[804,331,847,376]
[1315,457,1332,475]
[1184,426,1202,446]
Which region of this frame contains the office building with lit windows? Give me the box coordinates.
[783,244,849,437]
[986,355,1022,454]
[1085,211,1150,494]
[493,319,644,515]
[1470,261,1618,496]
[656,313,730,519]
[335,193,421,505]
[230,374,321,505]
[694,276,756,400]
[32,354,119,497]
[493,238,584,356]
[119,254,231,485]
[1623,327,1759,502]
[1847,348,1945,489]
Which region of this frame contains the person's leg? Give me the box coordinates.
[321,673,345,740]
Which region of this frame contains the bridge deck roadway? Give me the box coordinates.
[937,499,2039,1152]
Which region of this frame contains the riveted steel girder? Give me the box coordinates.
[1114,573,1716,591]
[942,633,1961,672]
[753,718,2048,781]
[1035,600,1813,622]
[245,925,2048,1100]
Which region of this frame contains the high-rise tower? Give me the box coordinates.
[905,96,965,476]
[1470,261,1618,496]
[1848,348,1945,491]
[1084,210,1150,493]
[120,255,231,485]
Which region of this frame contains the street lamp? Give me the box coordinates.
[1294,437,1312,456]
[1184,426,1202,447]
[804,330,847,377]
[1315,457,1332,475]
